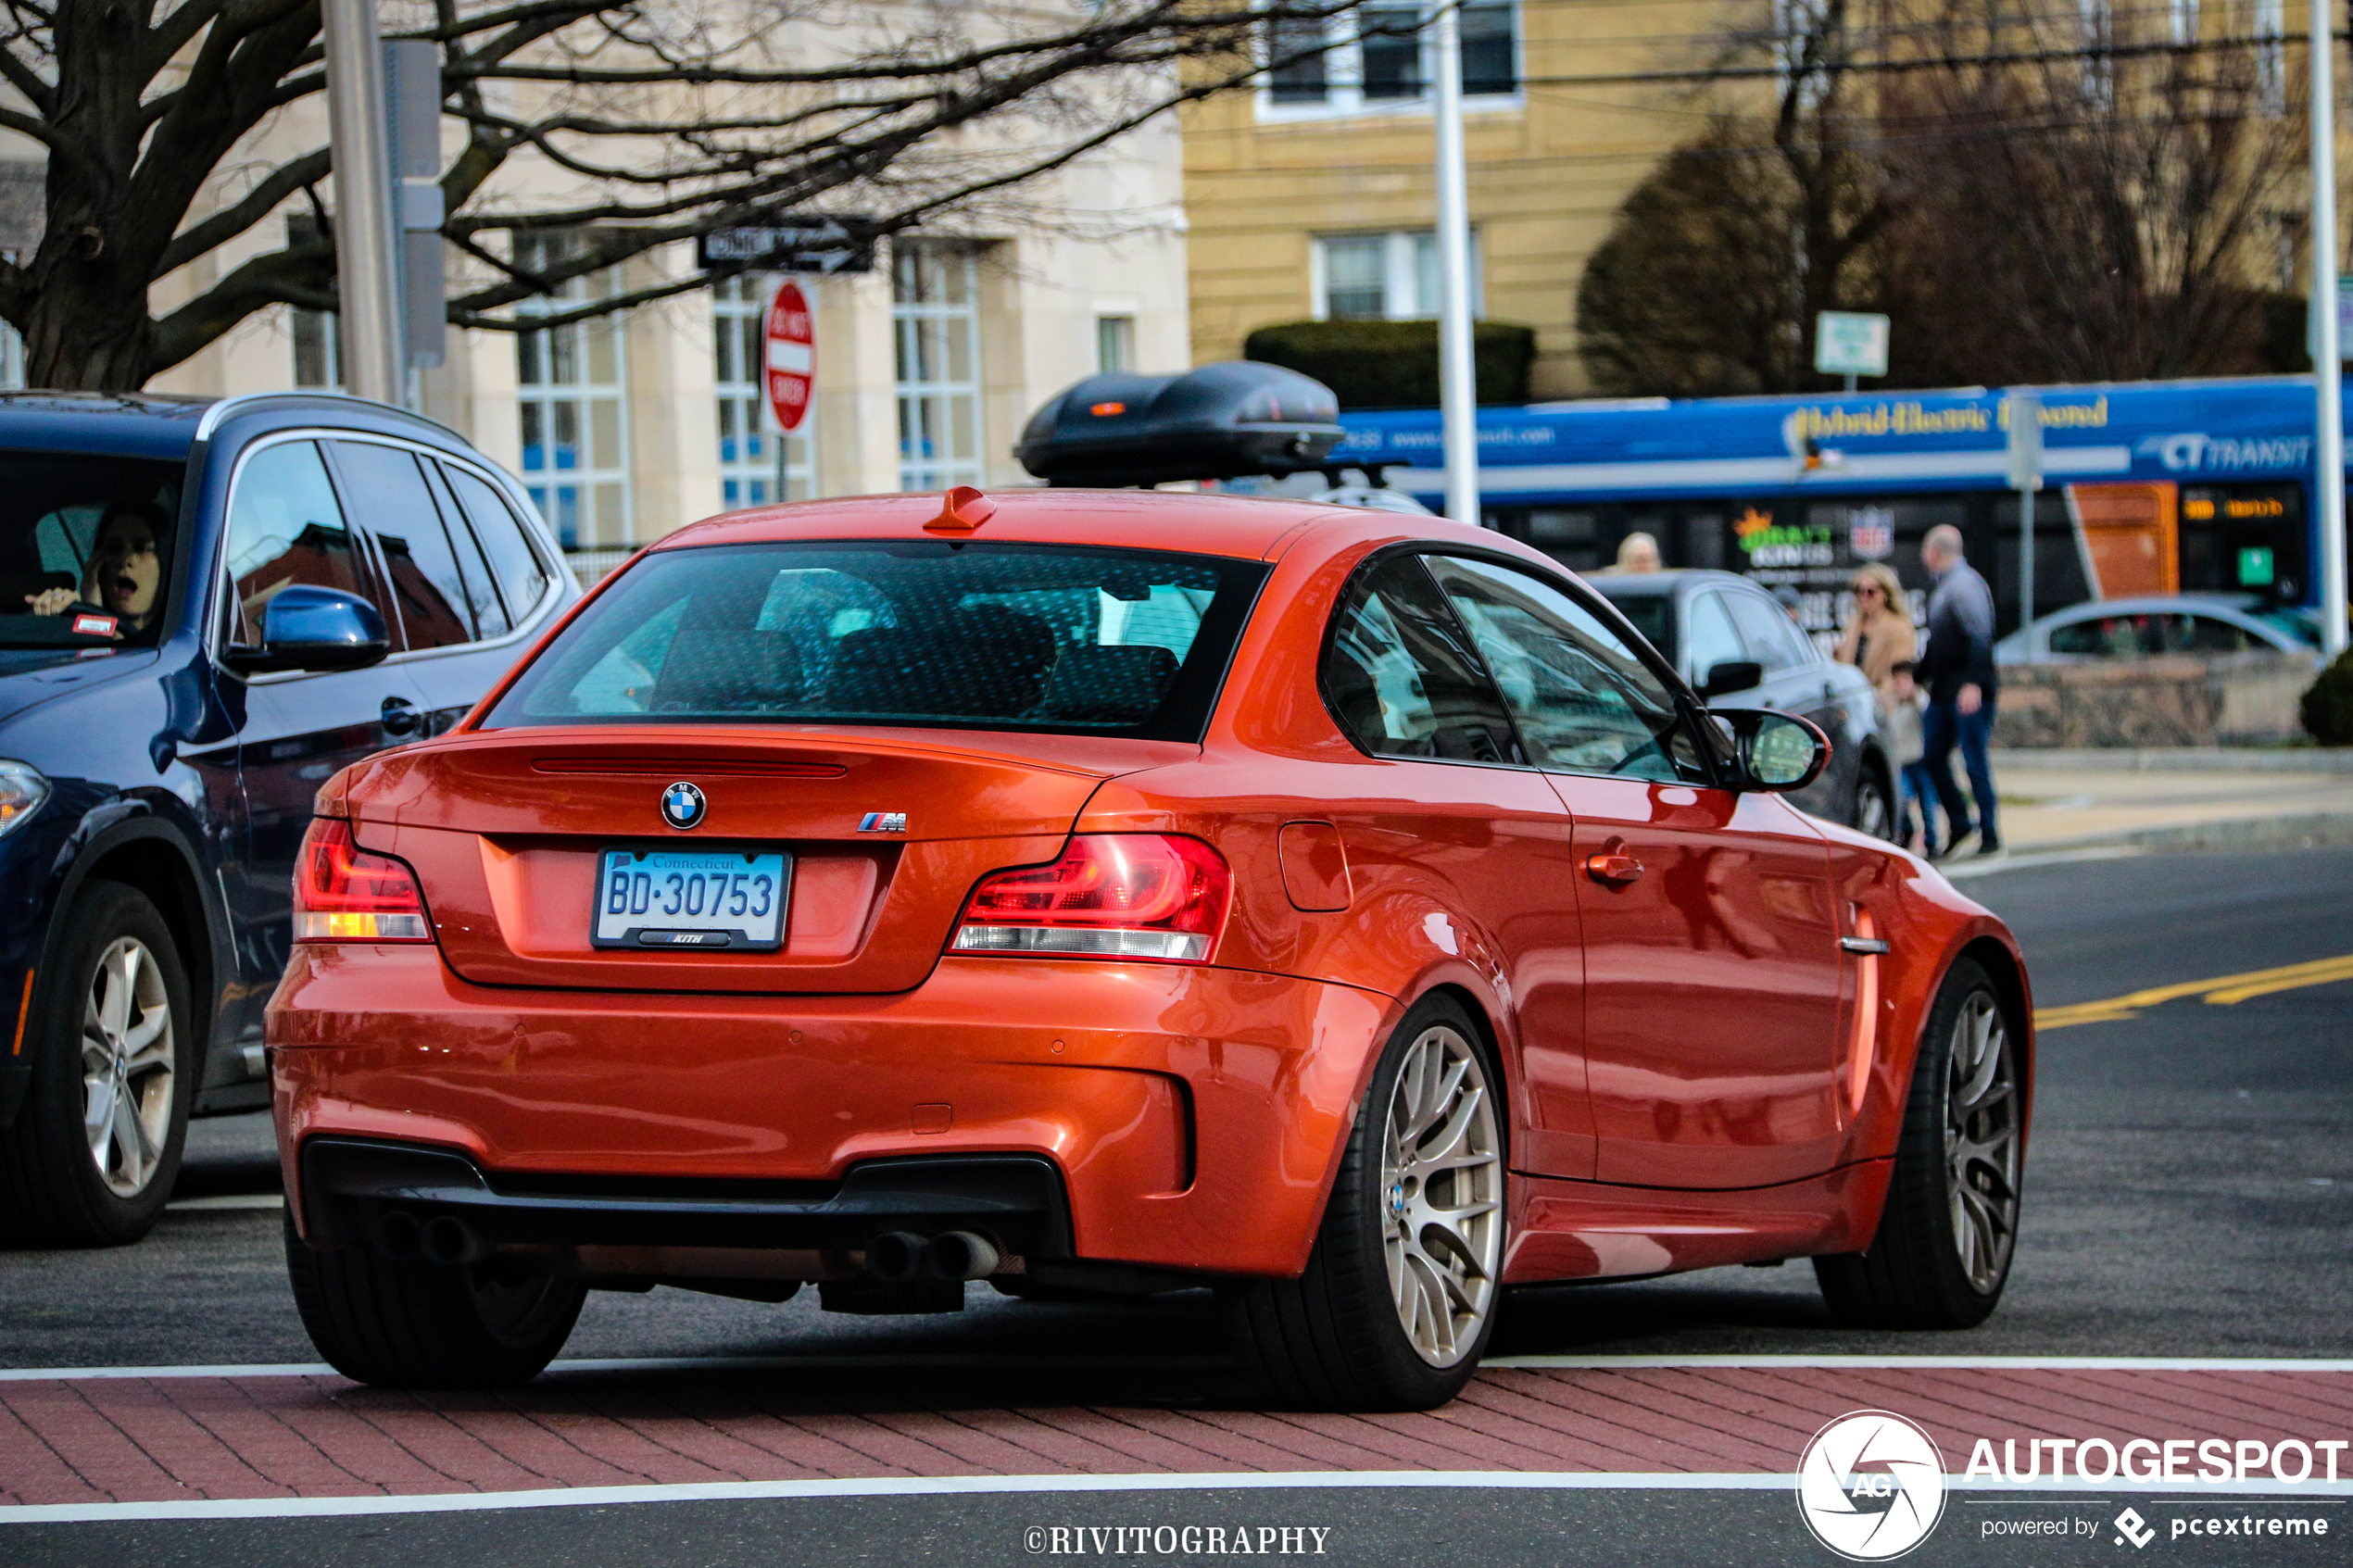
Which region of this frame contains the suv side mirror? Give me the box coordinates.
[1697,659,1764,700]
[222,585,391,676]
[1720,709,1831,793]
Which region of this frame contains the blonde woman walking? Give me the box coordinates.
[1833,560,1916,702]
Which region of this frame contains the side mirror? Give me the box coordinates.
[1697,659,1764,700]
[222,585,391,676]
[1721,709,1831,793]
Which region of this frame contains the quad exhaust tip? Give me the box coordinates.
[864,1229,1000,1285]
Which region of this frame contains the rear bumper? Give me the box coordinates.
[270,946,1393,1278]
[300,1136,1074,1256]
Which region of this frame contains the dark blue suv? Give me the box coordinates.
[0,393,577,1246]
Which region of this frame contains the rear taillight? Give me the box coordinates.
[295,818,433,942]
[950,834,1230,965]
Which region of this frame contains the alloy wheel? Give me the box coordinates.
[1856,772,1894,841]
[1380,1022,1504,1366]
[1944,989,2020,1293]
[80,936,175,1198]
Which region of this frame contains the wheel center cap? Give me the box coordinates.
[1389,1181,1407,1217]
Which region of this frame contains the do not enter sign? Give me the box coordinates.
[764,280,814,433]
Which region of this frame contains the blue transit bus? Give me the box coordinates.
[1327,375,2339,644]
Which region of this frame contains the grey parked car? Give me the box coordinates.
[1590,569,1896,839]
[1994,595,2322,665]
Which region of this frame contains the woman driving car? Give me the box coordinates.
[23,501,169,637]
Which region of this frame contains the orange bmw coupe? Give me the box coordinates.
[270,487,2032,1410]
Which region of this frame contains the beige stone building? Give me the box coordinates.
[1181,1,1727,398]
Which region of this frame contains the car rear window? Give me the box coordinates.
[1598,591,1675,663]
[483,540,1268,741]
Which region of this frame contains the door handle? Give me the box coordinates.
[1841,936,1891,955]
[380,696,422,738]
[1585,849,1644,885]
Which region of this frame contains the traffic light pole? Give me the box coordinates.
[2315,0,2348,656]
[323,0,404,407]
[1432,4,1480,527]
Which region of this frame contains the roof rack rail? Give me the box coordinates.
[194,390,472,446]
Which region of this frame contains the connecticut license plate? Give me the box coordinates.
[592,848,789,950]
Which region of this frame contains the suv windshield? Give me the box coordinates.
[0,453,184,647]
[484,540,1268,741]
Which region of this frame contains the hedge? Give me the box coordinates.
[2302,647,2353,746]
[1243,319,1536,410]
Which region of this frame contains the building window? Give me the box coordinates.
[1262,2,1517,117]
[2256,0,2285,115]
[285,216,339,389]
[1096,315,1136,373]
[515,232,630,549]
[292,308,339,389]
[712,274,813,508]
[893,243,983,492]
[1315,229,1482,320]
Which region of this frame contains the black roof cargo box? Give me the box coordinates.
[1014,362,1343,487]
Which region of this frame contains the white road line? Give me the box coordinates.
[1483,1355,2353,1372]
[164,1192,283,1211]
[7,1353,2352,1384]
[0,1353,1231,1383]
[9,1473,2353,1525]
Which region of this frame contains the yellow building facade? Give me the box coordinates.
[1181,2,1740,400]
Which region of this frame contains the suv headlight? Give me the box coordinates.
[0,760,49,837]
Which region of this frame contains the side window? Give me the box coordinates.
[442,463,552,621]
[1323,556,1518,764]
[1682,591,1746,683]
[328,442,478,650]
[221,441,372,646]
[422,461,510,639]
[1723,588,1812,672]
[1426,555,1707,784]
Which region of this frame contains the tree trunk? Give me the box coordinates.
[18,266,160,391]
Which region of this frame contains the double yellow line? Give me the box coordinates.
[2035,952,2353,1032]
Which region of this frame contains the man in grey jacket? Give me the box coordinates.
[1915,524,2001,857]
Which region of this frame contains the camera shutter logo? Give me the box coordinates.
[661,782,706,830]
[1795,1410,1947,1561]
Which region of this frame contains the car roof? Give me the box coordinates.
[1584,568,1757,598]
[652,487,1499,562]
[0,391,214,459]
[2040,596,2271,623]
[0,389,475,463]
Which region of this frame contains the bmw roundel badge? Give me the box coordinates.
[661,781,706,830]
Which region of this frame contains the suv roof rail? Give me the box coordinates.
[194,390,472,446]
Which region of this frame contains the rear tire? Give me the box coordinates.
[284,1209,585,1387]
[1225,994,1505,1411]
[1816,958,2023,1328]
[0,882,194,1248]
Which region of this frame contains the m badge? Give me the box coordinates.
[858,811,907,834]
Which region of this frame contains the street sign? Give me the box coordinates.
[2005,390,2045,492]
[1813,310,1890,378]
[699,218,875,274]
[764,280,814,433]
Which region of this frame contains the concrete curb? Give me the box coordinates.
[1945,809,2353,876]
[1993,747,2353,773]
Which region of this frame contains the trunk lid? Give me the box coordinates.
[343,726,1192,994]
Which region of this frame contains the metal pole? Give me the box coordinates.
[2317,0,2350,656]
[2020,484,2034,632]
[323,0,403,406]
[1432,5,1480,527]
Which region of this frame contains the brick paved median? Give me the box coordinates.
[6,1362,2351,1509]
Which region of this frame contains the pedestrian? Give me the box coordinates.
[1883,659,1934,857]
[1606,531,1661,573]
[1915,523,2001,857]
[1832,560,1917,704]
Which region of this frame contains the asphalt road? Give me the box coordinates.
[6,842,2350,1565]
